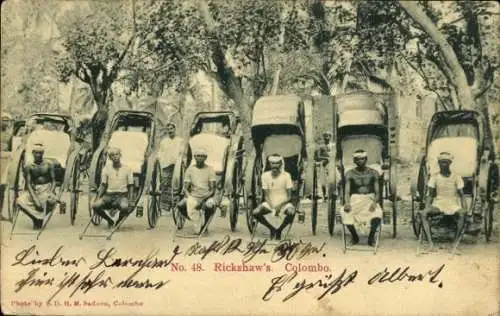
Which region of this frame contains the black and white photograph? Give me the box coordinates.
[1,0,499,315]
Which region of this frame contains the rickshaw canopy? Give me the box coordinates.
[189,133,230,173]
[336,91,387,127]
[252,95,303,127]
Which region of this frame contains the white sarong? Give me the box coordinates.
[341,194,383,229]
[17,183,55,219]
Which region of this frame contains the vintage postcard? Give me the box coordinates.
[1,0,499,315]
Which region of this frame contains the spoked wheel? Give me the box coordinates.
[327,185,336,236]
[87,189,101,226]
[484,198,494,242]
[411,198,419,238]
[392,196,398,239]
[246,157,261,234]
[311,164,318,236]
[69,155,82,225]
[146,162,161,229]
[7,154,25,222]
[229,163,241,232]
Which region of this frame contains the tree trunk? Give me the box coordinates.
[270,4,289,96]
[197,0,245,116]
[398,1,474,109]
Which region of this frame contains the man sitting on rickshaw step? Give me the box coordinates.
[420,152,469,252]
[342,149,383,246]
[252,154,296,240]
[92,147,135,228]
[17,143,58,230]
[177,147,217,234]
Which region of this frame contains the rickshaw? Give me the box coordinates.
[245,95,315,239]
[79,110,162,240]
[171,111,245,238]
[5,113,82,239]
[411,110,498,255]
[333,91,398,254]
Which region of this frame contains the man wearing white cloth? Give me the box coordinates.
[252,154,296,240]
[179,147,217,233]
[342,149,383,246]
[158,122,184,212]
[421,152,467,251]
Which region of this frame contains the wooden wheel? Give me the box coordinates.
[311,163,318,235]
[7,153,25,222]
[411,198,420,238]
[146,162,161,229]
[69,155,81,225]
[390,164,397,238]
[327,185,336,236]
[229,162,240,232]
[246,157,261,234]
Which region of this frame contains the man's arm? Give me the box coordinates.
[344,172,351,211]
[25,166,42,209]
[96,167,108,199]
[373,171,380,203]
[127,168,134,207]
[49,161,56,194]
[425,176,436,209]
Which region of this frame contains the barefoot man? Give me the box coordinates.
[16,143,57,229]
[252,154,296,240]
[421,152,468,251]
[342,149,383,246]
[179,147,217,234]
[92,147,134,228]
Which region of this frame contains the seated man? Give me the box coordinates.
[421,152,468,252]
[178,147,217,233]
[252,154,296,240]
[17,143,58,229]
[342,149,383,246]
[92,147,134,228]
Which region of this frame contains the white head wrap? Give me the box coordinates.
[353,150,368,159]
[32,143,44,152]
[268,155,285,172]
[438,152,453,162]
[193,147,207,156]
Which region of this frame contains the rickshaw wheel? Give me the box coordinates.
[246,157,261,234]
[70,155,81,225]
[484,199,493,242]
[411,198,420,238]
[147,162,161,229]
[88,189,101,226]
[311,164,318,235]
[7,153,25,222]
[327,187,336,236]
[229,164,240,232]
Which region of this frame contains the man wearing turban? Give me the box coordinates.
[421,151,467,252]
[178,146,217,234]
[342,149,383,246]
[252,153,296,240]
[16,143,57,229]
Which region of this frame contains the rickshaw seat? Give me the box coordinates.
[427,137,477,177]
[262,134,303,180]
[108,131,149,174]
[188,133,231,174]
[26,130,71,168]
[341,134,384,176]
